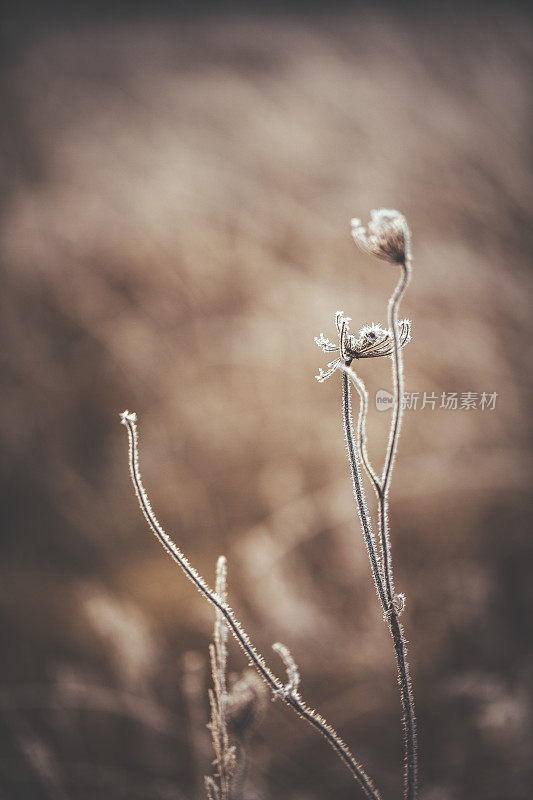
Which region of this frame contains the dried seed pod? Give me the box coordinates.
[351,209,410,264]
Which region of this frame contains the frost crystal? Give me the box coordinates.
[351,209,410,264]
[315,313,412,381]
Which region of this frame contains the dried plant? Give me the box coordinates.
[316,208,417,799]
[120,408,382,799]
[120,207,418,799]
[205,556,266,800]
[205,556,236,800]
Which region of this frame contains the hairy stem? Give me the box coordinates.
[338,363,381,497]
[120,410,383,800]
[378,261,410,605]
[382,256,417,800]
[342,373,387,614]
[382,259,411,494]
[341,253,417,799]
[209,556,231,799]
[389,608,417,800]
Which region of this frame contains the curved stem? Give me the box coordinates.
[379,259,411,607]
[381,253,417,800]
[339,363,392,618]
[338,363,381,498]
[341,374,387,614]
[120,411,383,800]
[381,259,411,495]
[342,246,417,799]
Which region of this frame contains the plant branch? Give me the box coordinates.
[382,259,411,495]
[381,255,417,800]
[389,608,417,800]
[341,374,387,614]
[338,363,381,498]
[120,410,383,800]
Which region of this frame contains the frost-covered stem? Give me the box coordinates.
[378,258,411,606]
[120,410,383,800]
[339,363,391,616]
[273,642,301,698]
[381,255,417,800]
[382,258,411,496]
[340,255,417,799]
[338,364,381,499]
[341,375,387,614]
[210,556,231,799]
[215,557,229,696]
[389,608,417,800]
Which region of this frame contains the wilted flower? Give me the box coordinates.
[315,311,411,382]
[351,209,410,264]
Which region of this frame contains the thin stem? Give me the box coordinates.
[341,245,417,798]
[377,499,392,605]
[338,363,381,498]
[120,410,383,800]
[381,253,417,800]
[379,259,411,606]
[341,374,387,614]
[273,642,301,698]
[210,556,231,799]
[388,608,417,800]
[339,363,393,619]
[342,361,417,799]
[381,259,411,495]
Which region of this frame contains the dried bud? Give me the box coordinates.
[351,209,410,264]
[392,593,406,616]
[315,312,412,381]
[273,641,301,699]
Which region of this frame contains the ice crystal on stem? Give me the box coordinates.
[315,210,417,800]
[273,642,301,699]
[120,409,383,800]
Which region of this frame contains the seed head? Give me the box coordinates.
[351,209,410,264]
[315,311,412,381]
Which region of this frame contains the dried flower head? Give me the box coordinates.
[315,311,411,382]
[351,209,410,264]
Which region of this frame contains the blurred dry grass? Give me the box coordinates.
[1,5,532,799]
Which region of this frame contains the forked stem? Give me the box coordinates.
[339,246,417,799]
[120,410,383,800]
[342,373,387,615]
[339,363,390,617]
[338,363,381,497]
[342,364,417,800]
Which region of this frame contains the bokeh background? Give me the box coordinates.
[1,2,532,799]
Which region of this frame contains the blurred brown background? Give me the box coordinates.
[1,2,532,799]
